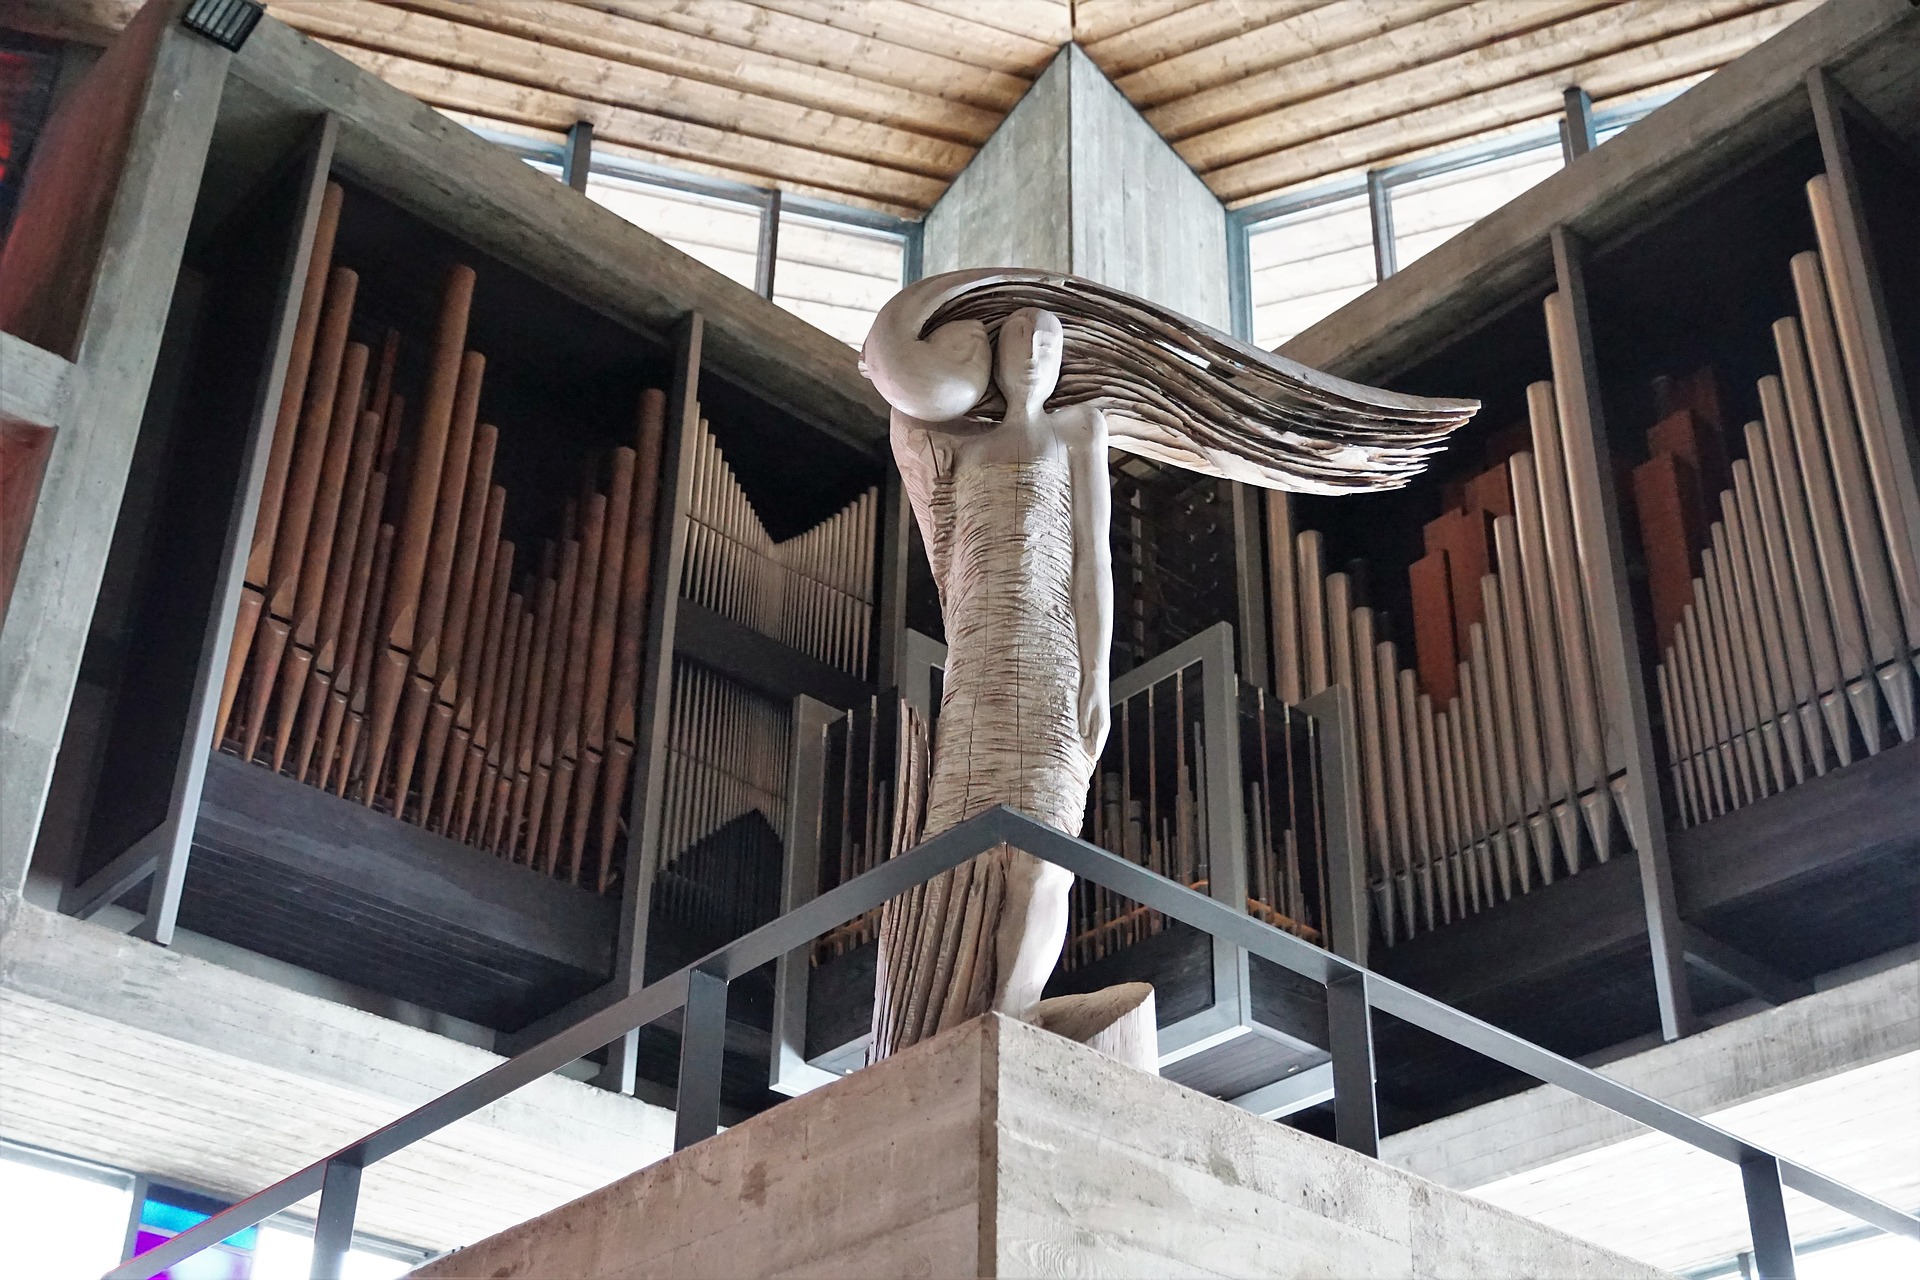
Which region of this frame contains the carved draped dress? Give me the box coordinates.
[869,448,1097,1060]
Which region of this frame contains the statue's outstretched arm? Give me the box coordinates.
[1068,407,1113,760]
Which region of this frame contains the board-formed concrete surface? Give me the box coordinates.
[416,1013,1673,1279]
[1383,956,1920,1271]
[0,899,673,1252]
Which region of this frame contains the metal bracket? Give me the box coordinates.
[1683,924,1813,1007]
[1230,1061,1336,1119]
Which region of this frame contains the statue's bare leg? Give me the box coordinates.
[989,848,1074,1020]
[989,849,1160,1074]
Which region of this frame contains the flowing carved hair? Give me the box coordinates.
[861,269,1478,494]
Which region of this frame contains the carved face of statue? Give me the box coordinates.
[995,307,1064,407]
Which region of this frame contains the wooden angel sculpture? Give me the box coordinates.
[859,270,1477,1068]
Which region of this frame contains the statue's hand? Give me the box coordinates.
[1078,677,1110,761]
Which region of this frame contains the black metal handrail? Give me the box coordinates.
[104,806,1918,1280]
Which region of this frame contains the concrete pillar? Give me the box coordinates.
[0,7,228,906]
[922,45,1231,330]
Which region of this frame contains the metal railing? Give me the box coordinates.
[104,807,1918,1280]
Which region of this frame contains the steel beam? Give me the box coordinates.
[1549,229,1697,1040]
[675,967,729,1150]
[1327,970,1379,1157]
[1742,1152,1798,1280]
[1230,1062,1335,1119]
[139,115,340,946]
[309,1159,361,1280]
[561,120,592,193]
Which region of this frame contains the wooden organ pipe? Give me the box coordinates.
[335,524,393,797]
[681,421,878,678]
[599,390,668,889]
[314,470,386,789]
[293,393,383,783]
[241,264,359,764]
[417,423,499,827]
[273,340,371,774]
[571,448,634,881]
[362,264,476,812]
[390,348,484,821]
[217,182,343,748]
[1653,232,1920,830]
[1808,176,1920,680]
[208,227,716,899]
[1792,251,1916,739]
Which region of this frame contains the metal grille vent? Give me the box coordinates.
[181,0,263,52]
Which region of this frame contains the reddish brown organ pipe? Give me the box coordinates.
[551,494,606,878]
[335,524,394,797]
[571,449,634,855]
[275,345,373,773]
[363,266,476,802]
[584,454,636,749]
[454,485,508,728]
[526,539,581,870]
[316,408,384,676]
[431,486,504,831]
[454,547,514,842]
[598,390,667,866]
[378,393,405,476]
[390,353,484,814]
[506,566,560,858]
[368,328,398,435]
[241,266,359,762]
[483,600,533,853]
[610,390,667,747]
[315,471,387,787]
[413,365,485,683]
[417,425,498,825]
[216,183,343,748]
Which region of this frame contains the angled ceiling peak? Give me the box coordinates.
[224,1,1813,217]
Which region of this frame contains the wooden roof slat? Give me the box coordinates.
[581,0,1034,113]
[1146,0,1612,140]
[272,0,973,177]
[2,0,138,43]
[382,0,1004,143]
[1179,0,1780,174]
[902,0,1072,46]
[433,108,924,218]
[1115,0,1472,107]
[1071,0,1208,49]
[1208,2,1813,204]
[748,0,1061,75]
[321,44,948,209]
[1083,0,1327,80]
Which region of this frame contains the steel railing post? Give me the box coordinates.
[1327,969,1379,1157]
[675,966,729,1150]
[98,805,1920,1280]
[309,1159,362,1280]
[1742,1151,1798,1280]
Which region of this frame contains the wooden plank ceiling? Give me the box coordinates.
[40,1,1822,217]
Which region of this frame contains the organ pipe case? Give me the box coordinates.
[1266,0,1920,1130]
[23,2,893,1105]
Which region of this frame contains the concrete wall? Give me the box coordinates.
[420,1014,1671,1279]
[921,49,1070,279]
[921,45,1231,329]
[1383,955,1920,1272]
[1064,45,1230,329]
[0,901,674,1253]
